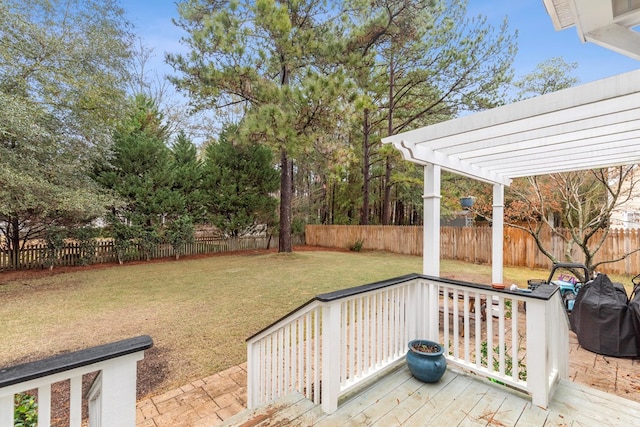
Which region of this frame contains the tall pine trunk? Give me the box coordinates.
[383,56,395,225]
[279,149,293,253]
[383,158,392,225]
[9,216,20,269]
[361,108,370,225]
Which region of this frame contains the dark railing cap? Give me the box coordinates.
[247,274,560,342]
[316,273,421,302]
[0,335,153,389]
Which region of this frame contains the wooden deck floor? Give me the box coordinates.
[221,363,640,427]
[218,329,640,427]
[136,330,640,426]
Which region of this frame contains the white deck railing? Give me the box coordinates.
[0,335,152,427]
[246,274,569,413]
[436,280,569,408]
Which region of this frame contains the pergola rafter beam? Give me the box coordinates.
[436,100,640,156]
[398,141,512,186]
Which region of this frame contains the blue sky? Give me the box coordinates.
[467,2,639,83]
[122,1,639,88]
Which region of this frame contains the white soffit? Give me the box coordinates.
[381,69,640,186]
[543,0,640,60]
[543,0,576,30]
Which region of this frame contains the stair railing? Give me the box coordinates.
[0,335,152,427]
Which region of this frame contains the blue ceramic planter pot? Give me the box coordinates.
[406,339,447,383]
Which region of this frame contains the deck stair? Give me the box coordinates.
[221,365,640,427]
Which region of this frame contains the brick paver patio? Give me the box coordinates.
[136,363,247,427]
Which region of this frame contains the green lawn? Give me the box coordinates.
[0,250,633,398]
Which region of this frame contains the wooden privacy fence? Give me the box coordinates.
[305,225,640,275]
[0,236,280,271]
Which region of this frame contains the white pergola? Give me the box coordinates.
[382,68,640,283]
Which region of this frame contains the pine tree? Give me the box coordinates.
[168,0,350,252]
[202,126,279,237]
[171,130,205,222]
[342,0,517,224]
[95,95,181,257]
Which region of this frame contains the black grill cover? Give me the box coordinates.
[570,274,638,357]
[629,284,640,351]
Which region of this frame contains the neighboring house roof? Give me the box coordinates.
[543,0,640,60]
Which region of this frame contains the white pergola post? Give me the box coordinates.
[492,184,504,285]
[423,163,441,276]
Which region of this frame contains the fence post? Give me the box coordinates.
[89,351,145,427]
[246,340,261,409]
[525,290,568,409]
[526,296,549,408]
[321,301,341,414]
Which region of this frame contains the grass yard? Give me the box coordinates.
[0,248,633,399]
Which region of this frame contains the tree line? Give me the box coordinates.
[0,0,518,266]
[0,0,279,268]
[2,0,636,274]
